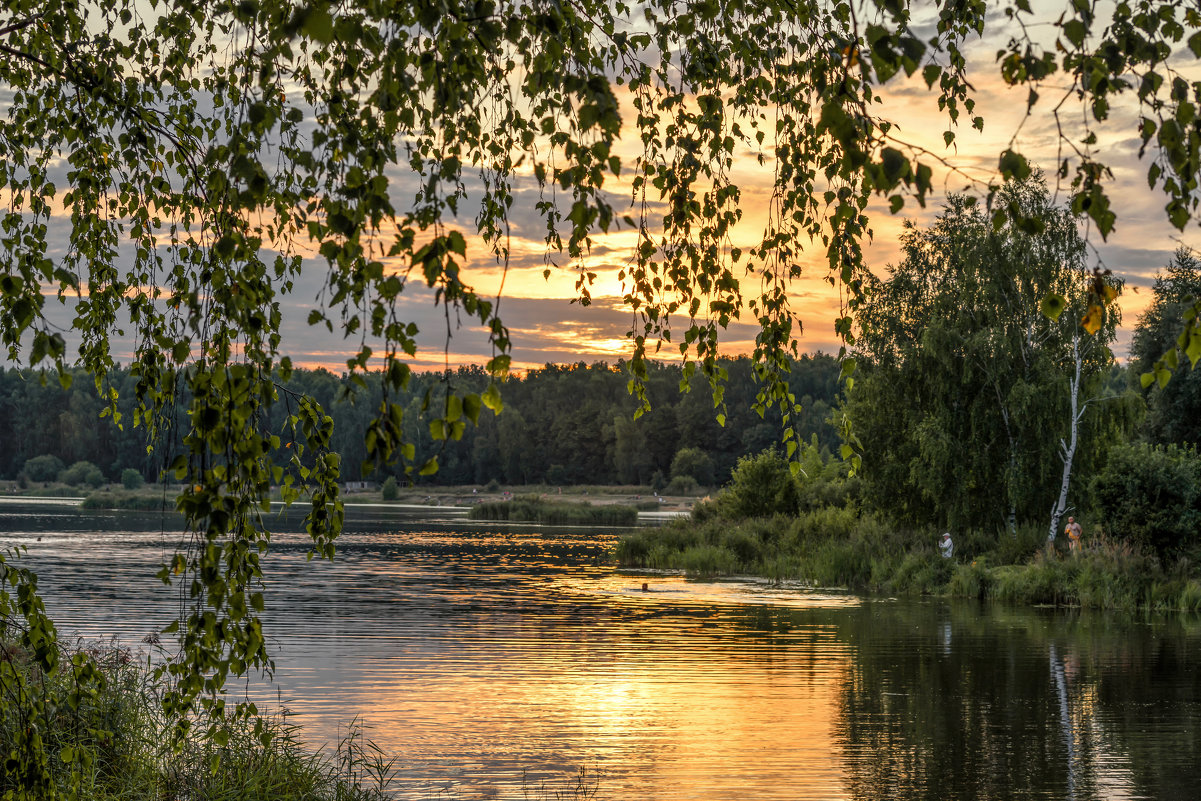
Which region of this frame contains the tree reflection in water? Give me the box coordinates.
[834,603,1200,801]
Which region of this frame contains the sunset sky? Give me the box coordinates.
[16,4,1201,374]
[267,4,1199,373]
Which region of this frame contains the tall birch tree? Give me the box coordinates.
[849,180,1124,532]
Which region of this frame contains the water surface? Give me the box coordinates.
[2,501,1198,800]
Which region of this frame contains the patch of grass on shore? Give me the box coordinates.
[0,641,393,800]
[618,513,1201,612]
[470,494,638,526]
[616,447,1201,612]
[81,489,174,511]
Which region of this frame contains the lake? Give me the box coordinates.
[2,499,1199,800]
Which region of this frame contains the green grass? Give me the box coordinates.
[82,489,175,511]
[617,511,1201,611]
[470,495,638,526]
[0,640,393,800]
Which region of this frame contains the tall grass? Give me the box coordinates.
[470,495,638,526]
[0,639,393,800]
[82,489,173,511]
[617,511,1201,611]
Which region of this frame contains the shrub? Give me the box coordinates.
[381,476,399,501]
[120,468,144,491]
[1090,442,1201,562]
[947,558,992,599]
[484,478,501,492]
[664,475,701,495]
[670,447,715,486]
[677,545,740,576]
[59,460,105,488]
[22,454,64,482]
[716,450,799,519]
[689,497,720,524]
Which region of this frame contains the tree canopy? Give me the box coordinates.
[847,180,1134,531]
[1131,249,1201,446]
[3,0,1201,792]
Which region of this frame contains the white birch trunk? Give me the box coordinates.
[1048,331,1083,543]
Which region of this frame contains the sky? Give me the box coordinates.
[12,2,1201,374]
[268,2,1197,373]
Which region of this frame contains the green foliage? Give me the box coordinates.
[619,513,1201,611]
[1130,249,1201,445]
[120,469,144,491]
[664,475,701,495]
[82,491,166,511]
[22,454,64,483]
[59,460,105,488]
[380,476,399,501]
[849,180,1128,530]
[3,0,1201,782]
[1090,442,1201,563]
[469,495,637,526]
[717,451,800,519]
[0,634,393,801]
[670,448,715,486]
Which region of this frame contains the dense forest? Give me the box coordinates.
[0,354,842,489]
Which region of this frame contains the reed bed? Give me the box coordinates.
[470,495,638,526]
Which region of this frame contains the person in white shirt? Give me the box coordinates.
[939,532,954,559]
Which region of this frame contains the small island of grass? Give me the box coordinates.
[470,494,639,526]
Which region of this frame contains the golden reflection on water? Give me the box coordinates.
[6,511,1200,800]
[288,564,857,799]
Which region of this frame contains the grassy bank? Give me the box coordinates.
[0,642,393,800]
[616,507,1201,612]
[81,489,176,511]
[470,495,639,526]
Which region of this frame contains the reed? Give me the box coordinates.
[81,489,173,511]
[617,511,1201,611]
[0,639,393,800]
[470,495,638,526]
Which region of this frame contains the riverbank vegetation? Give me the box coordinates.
[620,193,1201,611]
[618,443,1201,612]
[0,632,394,800]
[470,495,638,526]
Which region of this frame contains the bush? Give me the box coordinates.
[120,468,144,490]
[484,478,501,492]
[716,450,799,519]
[1090,442,1201,562]
[664,475,701,495]
[22,454,64,482]
[380,476,399,501]
[0,637,394,801]
[59,460,105,488]
[670,447,715,486]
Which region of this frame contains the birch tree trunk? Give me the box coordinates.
[1048,330,1084,543]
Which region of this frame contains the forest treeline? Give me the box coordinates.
[0,355,842,489]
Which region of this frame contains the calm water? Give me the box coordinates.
[2,500,1199,800]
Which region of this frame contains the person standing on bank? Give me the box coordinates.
[1065,517,1083,554]
[939,532,954,559]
